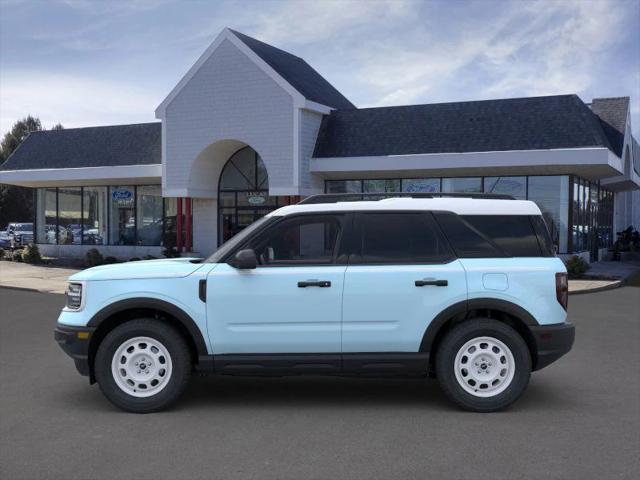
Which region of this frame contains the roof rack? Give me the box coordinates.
[298,192,515,205]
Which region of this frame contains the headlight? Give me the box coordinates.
[66,282,84,310]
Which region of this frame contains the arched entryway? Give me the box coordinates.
[218,146,281,244]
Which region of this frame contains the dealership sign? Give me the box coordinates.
[112,188,134,207]
[246,192,267,205]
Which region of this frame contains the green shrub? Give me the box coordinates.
[162,247,180,258]
[21,244,42,264]
[103,256,118,264]
[12,250,23,262]
[564,255,589,277]
[85,248,103,267]
[0,248,5,260]
[129,257,141,262]
[143,255,157,260]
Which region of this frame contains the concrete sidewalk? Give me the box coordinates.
[0,261,80,294]
[1,260,639,296]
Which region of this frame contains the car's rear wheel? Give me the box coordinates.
[95,318,191,413]
[435,318,531,412]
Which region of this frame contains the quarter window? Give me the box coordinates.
[462,215,542,257]
[252,216,341,266]
[356,213,452,264]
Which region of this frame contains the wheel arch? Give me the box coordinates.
[86,298,208,383]
[421,298,539,373]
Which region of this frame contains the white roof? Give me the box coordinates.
[269,197,542,217]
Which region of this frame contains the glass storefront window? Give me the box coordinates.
[57,188,82,245]
[217,147,278,245]
[109,186,136,245]
[82,187,107,245]
[325,180,362,193]
[484,176,526,199]
[527,176,569,253]
[442,177,482,193]
[402,178,440,193]
[363,179,400,193]
[36,188,57,244]
[136,186,163,246]
[163,197,177,249]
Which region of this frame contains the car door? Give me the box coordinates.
[206,213,348,356]
[341,212,467,356]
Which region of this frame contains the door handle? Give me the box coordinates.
[415,279,448,287]
[298,280,331,288]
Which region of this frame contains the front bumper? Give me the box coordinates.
[54,325,95,377]
[530,322,575,371]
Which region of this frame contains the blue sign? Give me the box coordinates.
[112,189,133,200]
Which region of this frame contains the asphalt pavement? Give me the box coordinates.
[1,286,639,480]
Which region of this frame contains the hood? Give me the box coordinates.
[69,257,206,281]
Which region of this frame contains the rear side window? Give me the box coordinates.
[434,212,543,257]
[462,215,542,257]
[355,213,453,264]
[433,212,500,258]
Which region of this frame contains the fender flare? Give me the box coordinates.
[419,298,538,353]
[87,298,208,356]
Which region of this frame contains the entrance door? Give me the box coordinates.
[217,146,280,245]
[207,214,347,355]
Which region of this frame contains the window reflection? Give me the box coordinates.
[136,186,163,246]
[36,188,57,244]
[82,187,107,245]
[57,188,82,245]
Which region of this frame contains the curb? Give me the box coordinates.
[569,280,623,295]
[0,285,64,294]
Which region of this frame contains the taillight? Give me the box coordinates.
[556,272,568,310]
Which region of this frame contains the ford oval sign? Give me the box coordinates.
[247,194,266,205]
[112,189,133,200]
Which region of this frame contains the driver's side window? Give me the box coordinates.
[251,215,341,266]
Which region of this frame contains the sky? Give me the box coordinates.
[1,0,639,138]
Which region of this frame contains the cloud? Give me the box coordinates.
[0,72,158,132]
[250,0,412,45]
[345,0,627,107]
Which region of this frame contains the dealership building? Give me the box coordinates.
[1,28,638,261]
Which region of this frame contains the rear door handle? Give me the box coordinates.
[298,280,331,288]
[415,279,448,287]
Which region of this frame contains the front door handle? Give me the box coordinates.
[298,280,331,288]
[415,279,448,287]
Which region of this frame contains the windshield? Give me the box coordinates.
[14,224,32,232]
[206,216,273,263]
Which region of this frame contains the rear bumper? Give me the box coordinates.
[54,325,95,377]
[530,322,575,371]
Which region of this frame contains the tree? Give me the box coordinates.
[0,116,63,228]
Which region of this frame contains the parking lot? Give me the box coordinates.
[1,285,639,480]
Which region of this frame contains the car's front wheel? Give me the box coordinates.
[95,319,191,413]
[435,318,531,412]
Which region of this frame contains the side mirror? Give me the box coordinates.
[229,249,257,269]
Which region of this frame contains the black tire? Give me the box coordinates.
[95,318,192,413]
[435,318,531,412]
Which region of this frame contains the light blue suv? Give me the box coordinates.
[55,194,575,413]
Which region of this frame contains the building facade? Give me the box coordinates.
[1,28,639,261]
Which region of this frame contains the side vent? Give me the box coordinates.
[198,279,207,303]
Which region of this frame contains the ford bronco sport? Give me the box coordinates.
[55,193,575,413]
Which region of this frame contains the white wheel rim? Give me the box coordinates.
[111,336,173,398]
[454,336,515,398]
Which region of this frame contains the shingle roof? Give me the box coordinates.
[0,123,161,171]
[230,29,355,110]
[590,97,629,157]
[313,95,616,158]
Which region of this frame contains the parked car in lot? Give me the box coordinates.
[54,193,574,413]
[2,222,34,249]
